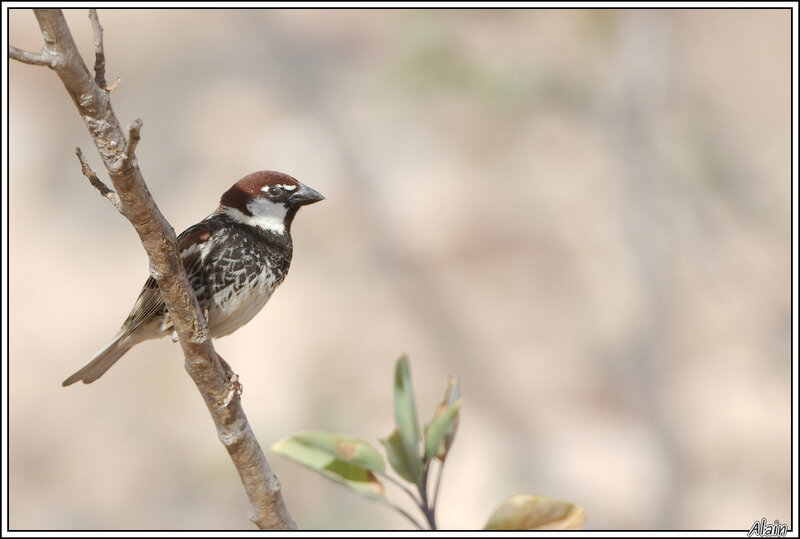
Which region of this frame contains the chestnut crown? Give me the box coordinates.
[219,171,324,235]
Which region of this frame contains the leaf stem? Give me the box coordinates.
[378,471,426,513]
[380,498,425,530]
[417,461,437,529]
[430,458,446,517]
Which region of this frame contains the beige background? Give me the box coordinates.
[8,8,792,530]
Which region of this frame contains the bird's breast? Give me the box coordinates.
[206,266,283,338]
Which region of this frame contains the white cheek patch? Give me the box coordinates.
[225,199,288,235]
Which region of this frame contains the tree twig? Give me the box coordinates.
[87,9,106,88]
[9,9,296,530]
[110,118,142,173]
[75,147,121,210]
[8,45,51,66]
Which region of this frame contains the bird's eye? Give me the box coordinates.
[268,186,282,197]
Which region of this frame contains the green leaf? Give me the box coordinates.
[425,376,461,461]
[424,399,461,461]
[272,431,387,501]
[290,430,386,472]
[393,355,422,472]
[484,494,587,530]
[380,428,423,483]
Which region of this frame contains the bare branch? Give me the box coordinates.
[125,118,142,156]
[110,118,142,173]
[75,147,121,210]
[8,45,51,66]
[14,9,297,530]
[87,9,107,88]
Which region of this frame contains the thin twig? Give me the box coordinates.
[430,458,446,518]
[111,118,142,173]
[8,45,51,66]
[75,147,121,210]
[87,9,106,88]
[124,119,142,157]
[416,463,437,529]
[380,498,425,530]
[377,471,426,514]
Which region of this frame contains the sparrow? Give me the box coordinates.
[63,170,324,386]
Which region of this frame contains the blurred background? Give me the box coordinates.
[8,8,792,530]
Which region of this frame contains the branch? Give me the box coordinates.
[87,8,106,88]
[75,147,120,210]
[8,45,51,66]
[11,9,296,530]
[110,118,142,173]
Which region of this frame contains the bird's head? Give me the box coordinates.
[219,171,324,235]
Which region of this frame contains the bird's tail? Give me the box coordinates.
[62,333,135,386]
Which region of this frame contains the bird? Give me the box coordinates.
[63,170,324,386]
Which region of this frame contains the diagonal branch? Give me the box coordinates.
[10,8,296,530]
[75,147,121,210]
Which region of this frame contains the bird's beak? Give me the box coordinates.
[290,182,325,206]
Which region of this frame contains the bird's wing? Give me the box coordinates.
[120,221,215,338]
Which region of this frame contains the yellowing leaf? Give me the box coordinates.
[424,399,460,461]
[287,430,385,473]
[425,376,461,461]
[272,432,387,501]
[484,494,587,530]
